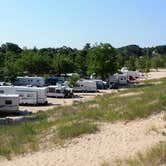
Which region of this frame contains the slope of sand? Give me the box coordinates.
[1,112,165,166]
[142,69,166,80]
[1,70,166,165]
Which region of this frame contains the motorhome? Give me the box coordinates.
[0,86,47,105]
[73,80,97,92]
[14,76,45,87]
[47,85,73,98]
[0,94,19,113]
[110,74,128,85]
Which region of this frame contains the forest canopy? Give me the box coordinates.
[0,42,166,82]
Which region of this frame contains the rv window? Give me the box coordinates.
[19,94,24,97]
[5,100,12,105]
[0,90,4,94]
[27,94,34,98]
[55,89,61,93]
[48,88,55,93]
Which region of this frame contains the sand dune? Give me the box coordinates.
[0,112,165,166]
[1,70,166,165]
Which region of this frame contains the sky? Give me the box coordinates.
[0,0,166,49]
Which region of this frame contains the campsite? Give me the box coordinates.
[0,69,165,166]
[0,0,166,165]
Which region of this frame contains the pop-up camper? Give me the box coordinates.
[0,86,47,105]
[0,94,19,113]
[14,76,45,87]
[73,80,97,92]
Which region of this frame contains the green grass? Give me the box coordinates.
[0,78,166,159]
[105,141,166,166]
[57,122,98,139]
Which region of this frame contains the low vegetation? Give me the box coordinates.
[57,122,98,139]
[101,141,166,166]
[0,78,166,159]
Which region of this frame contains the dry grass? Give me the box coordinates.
[0,78,166,159]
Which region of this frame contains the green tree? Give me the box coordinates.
[52,53,74,74]
[87,43,118,79]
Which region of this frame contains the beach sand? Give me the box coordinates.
[0,112,165,166]
[0,70,166,166]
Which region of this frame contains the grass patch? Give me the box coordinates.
[57,122,98,139]
[1,78,166,159]
[102,142,166,166]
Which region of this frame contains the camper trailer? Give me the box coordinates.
[47,85,73,98]
[110,74,128,85]
[121,67,140,80]
[14,76,45,87]
[73,80,97,92]
[0,86,47,105]
[0,94,19,113]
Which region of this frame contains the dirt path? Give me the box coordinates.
[1,112,165,166]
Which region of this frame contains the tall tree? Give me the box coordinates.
[87,43,118,79]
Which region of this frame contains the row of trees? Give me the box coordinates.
[0,42,166,82]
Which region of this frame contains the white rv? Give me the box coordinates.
[0,86,47,105]
[121,67,140,80]
[0,94,19,113]
[110,74,128,85]
[47,85,73,98]
[14,76,45,87]
[73,80,97,92]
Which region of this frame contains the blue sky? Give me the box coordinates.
[0,0,166,48]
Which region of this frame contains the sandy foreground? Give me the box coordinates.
[0,70,166,166]
[0,113,165,166]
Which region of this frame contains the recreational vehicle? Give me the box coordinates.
[14,76,45,87]
[73,80,97,92]
[47,85,73,98]
[95,80,108,89]
[110,74,128,85]
[121,67,140,80]
[0,94,19,113]
[0,86,47,105]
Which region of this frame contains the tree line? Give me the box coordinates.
[0,42,166,82]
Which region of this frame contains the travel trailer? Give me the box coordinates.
[47,85,73,98]
[0,94,19,113]
[73,80,97,92]
[121,67,140,80]
[110,74,128,85]
[0,86,47,105]
[14,76,45,87]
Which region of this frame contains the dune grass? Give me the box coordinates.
[0,78,166,158]
[57,122,98,139]
[102,141,166,166]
